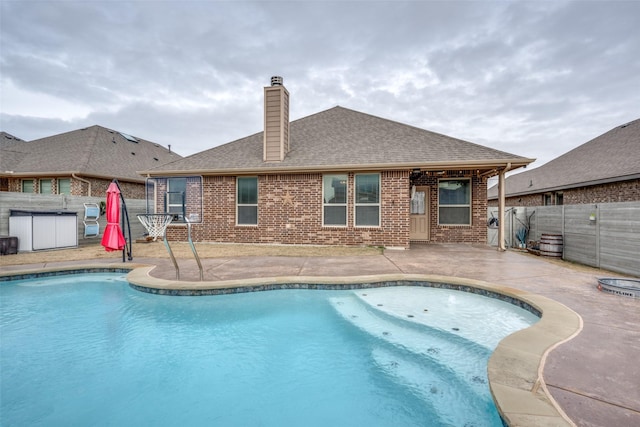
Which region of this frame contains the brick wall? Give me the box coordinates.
[411,172,488,243]
[167,171,411,247]
[488,178,640,207]
[488,193,540,207]
[165,170,489,247]
[86,178,146,199]
[563,179,640,204]
[7,178,25,193]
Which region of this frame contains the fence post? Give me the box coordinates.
[595,204,600,268]
[559,205,564,259]
[561,205,565,238]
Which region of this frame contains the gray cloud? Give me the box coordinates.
[1,0,638,168]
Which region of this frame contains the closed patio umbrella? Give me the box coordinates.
[101,182,126,252]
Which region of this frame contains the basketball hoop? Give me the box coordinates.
[137,214,174,241]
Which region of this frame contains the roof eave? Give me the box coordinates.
[0,171,83,178]
[487,173,640,200]
[0,170,145,183]
[139,158,534,177]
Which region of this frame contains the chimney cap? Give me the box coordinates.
[270,76,283,86]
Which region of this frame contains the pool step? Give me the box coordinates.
[329,295,491,395]
[372,346,500,426]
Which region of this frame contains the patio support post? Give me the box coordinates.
[497,165,509,251]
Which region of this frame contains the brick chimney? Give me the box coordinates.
[263,76,290,162]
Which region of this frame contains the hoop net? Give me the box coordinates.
[137,214,173,241]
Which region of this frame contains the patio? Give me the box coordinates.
[1,243,638,426]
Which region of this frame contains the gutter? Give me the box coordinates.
[1,171,146,184]
[503,162,514,175]
[138,158,535,177]
[72,173,92,197]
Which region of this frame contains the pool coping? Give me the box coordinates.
[1,263,582,427]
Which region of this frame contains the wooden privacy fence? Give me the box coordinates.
[488,201,640,277]
[0,192,147,247]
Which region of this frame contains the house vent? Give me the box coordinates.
[271,76,283,86]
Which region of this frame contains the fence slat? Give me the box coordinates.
[489,201,640,277]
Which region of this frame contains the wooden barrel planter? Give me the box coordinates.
[539,234,563,258]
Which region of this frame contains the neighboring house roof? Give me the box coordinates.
[488,118,640,199]
[0,131,25,147]
[1,125,182,183]
[143,106,533,175]
[0,132,30,174]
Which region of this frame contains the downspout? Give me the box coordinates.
[72,173,92,197]
[145,175,152,214]
[497,163,512,251]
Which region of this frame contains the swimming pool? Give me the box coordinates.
[0,272,539,426]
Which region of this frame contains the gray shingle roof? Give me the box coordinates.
[0,132,30,173]
[1,125,182,182]
[145,106,532,175]
[0,132,25,147]
[488,118,640,199]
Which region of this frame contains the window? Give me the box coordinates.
[438,179,471,225]
[237,177,258,225]
[411,187,426,214]
[323,174,347,226]
[543,193,552,206]
[166,178,186,221]
[146,176,203,222]
[354,173,380,226]
[40,179,52,194]
[145,180,156,213]
[22,179,34,193]
[555,192,563,205]
[58,178,71,195]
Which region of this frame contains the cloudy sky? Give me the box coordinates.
[1,0,638,171]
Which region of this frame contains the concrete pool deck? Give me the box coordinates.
[1,243,638,426]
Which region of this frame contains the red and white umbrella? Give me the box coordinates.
[101,182,126,252]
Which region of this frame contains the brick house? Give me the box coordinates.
[488,118,640,207]
[142,77,533,248]
[0,126,182,199]
[0,132,26,192]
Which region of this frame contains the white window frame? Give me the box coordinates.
[354,173,380,227]
[322,174,348,227]
[437,178,472,226]
[236,176,258,226]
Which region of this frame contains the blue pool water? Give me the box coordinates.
[0,273,538,427]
